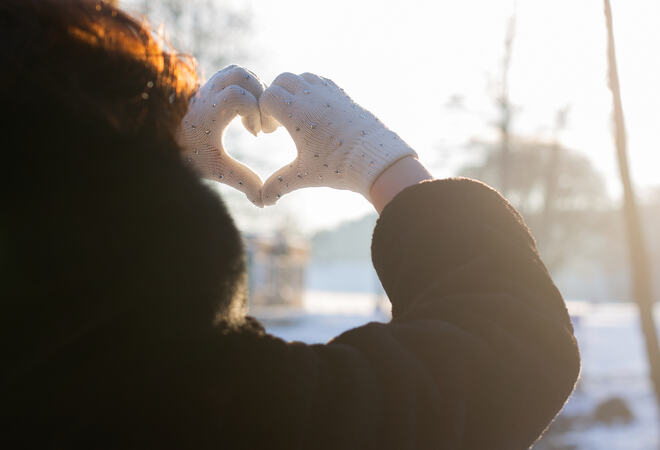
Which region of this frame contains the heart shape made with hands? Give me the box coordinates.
[177,65,278,207]
[177,65,417,207]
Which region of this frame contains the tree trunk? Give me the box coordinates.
[497,11,516,197]
[540,108,569,246]
[604,0,660,410]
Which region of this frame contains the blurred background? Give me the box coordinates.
[120,0,659,448]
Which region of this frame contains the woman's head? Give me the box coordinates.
[2,0,247,384]
[1,0,199,139]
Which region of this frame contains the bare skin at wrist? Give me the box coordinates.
[368,156,433,214]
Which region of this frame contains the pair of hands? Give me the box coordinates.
[177,65,419,207]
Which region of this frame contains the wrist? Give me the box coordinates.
[368,156,433,214]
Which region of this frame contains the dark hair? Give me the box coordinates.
[1,0,246,389]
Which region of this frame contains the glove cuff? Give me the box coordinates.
[348,128,418,198]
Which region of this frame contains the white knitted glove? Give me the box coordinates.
[177,65,278,207]
[259,72,417,205]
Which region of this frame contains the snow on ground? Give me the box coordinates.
[552,302,659,449]
[252,290,389,343]
[255,294,660,449]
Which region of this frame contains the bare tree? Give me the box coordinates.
[604,0,660,411]
[127,0,251,77]
[460,137,607,272]
[496,7,517,197]
[539,107,570,244]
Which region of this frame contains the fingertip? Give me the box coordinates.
[237,183,265,208]
[261,191,280,206]
[240,114,261,136]
[249,194,265,208]
[261,114,280,133]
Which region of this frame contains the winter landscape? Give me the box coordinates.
[121,1,660,447]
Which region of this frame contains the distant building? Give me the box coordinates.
[244,234,309,311]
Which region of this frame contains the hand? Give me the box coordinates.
[177,65,277,207]
[259,72,417,205]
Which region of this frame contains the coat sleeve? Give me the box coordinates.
[218,178,580,450]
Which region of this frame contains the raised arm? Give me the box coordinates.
[215,73,580,449]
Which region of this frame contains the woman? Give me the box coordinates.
[1,0,580,448]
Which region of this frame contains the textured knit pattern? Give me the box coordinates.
[259,72,418,204]
[178,65,276,207]
[3,178,580,449]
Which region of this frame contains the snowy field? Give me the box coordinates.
[254,293,660,449]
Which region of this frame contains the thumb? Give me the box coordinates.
[197,150,264,207]
[261,161,305,206]
[260,112,280,134]
[223,157,264,207]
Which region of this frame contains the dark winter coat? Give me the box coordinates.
[3,178,580,450]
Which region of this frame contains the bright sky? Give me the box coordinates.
[125,0,660,233]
